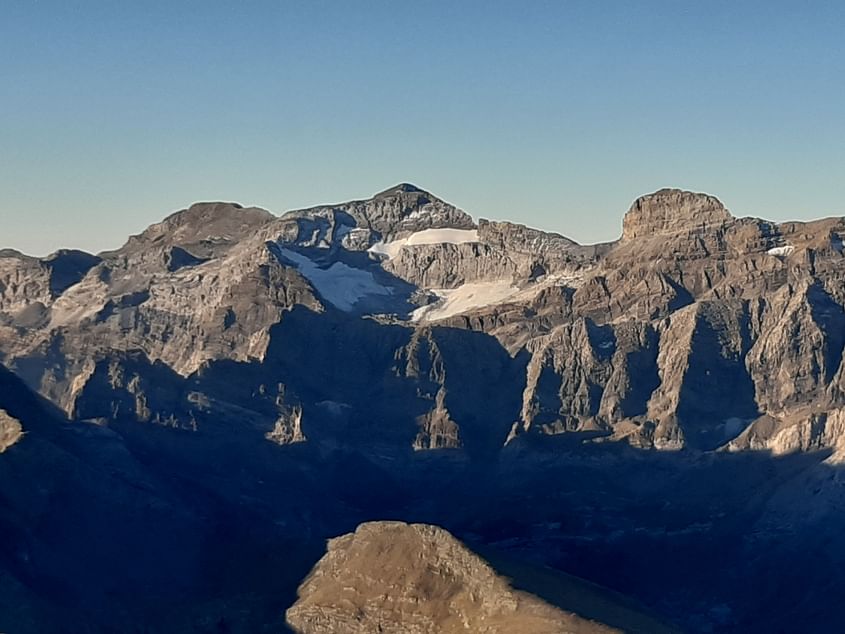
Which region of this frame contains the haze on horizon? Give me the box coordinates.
[1,0,844,257]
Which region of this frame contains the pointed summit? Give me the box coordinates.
[283,184,475,243]
[373,182,426,198]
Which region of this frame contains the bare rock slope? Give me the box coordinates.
[286,521,676,634]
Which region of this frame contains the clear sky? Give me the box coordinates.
[2,1,844,256]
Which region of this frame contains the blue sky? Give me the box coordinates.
[2,1,844,255]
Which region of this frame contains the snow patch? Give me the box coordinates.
[369,228,479,259]
[411,280,519,322]
[48,278,109,328]
[531,270,587,290]
[767,245,795,257]
[277,247,391,311]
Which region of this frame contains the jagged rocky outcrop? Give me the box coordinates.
[0,409,22,452]
[0,249,100,325]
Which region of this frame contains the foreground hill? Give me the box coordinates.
[286,521,678,634]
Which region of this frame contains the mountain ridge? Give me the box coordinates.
[3,183,845,632]
[2,185,844,455]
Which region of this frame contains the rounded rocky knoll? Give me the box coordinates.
[114,201,275,258]
[286,521,678,634]
[621,188,733,240]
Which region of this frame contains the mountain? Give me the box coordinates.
[286,521,678,634]
[1,184,845,632]
[4,185,844,454]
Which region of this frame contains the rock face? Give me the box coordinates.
[286,521,674,634]
[2,185,845,455]
[0,409,22,451]
[621,188,732,240]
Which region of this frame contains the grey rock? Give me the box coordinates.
[3,184,845,459]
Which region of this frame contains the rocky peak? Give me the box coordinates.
[373,182,426,198]
[286,520,676,634]
[278,185,476,250]
[119,202,275,253]
[360,184,476,237]
[622,188,733,240]
[288,522,590,633]
[0,248,33,261]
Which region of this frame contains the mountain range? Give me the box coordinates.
[2,184,845,632]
